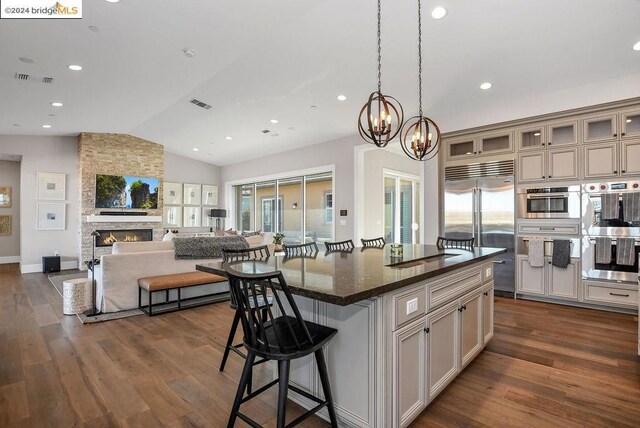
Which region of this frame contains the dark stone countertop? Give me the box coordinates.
[196,244,506,306]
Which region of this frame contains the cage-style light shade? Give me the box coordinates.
[400,115,441,161]
[358,91,404,148]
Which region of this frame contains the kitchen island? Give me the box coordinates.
[197,244,505,428]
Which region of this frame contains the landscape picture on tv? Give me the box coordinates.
[95,174,159,209]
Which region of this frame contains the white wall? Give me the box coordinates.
[362,149,421,240]
[0,135,79,272]
[164,151,222,184]
[221,135,361,241]
[0,160,21,261]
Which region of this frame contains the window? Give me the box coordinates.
[261,197,283,232]
[384,172,421,244]
[324,192,333,223]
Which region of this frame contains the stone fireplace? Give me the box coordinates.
[95,229,153,247]
[78,133,164,268]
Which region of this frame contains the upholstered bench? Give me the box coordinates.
[138,271,228,316]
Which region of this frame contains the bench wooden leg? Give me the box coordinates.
[148,290,153,316]
[138,287,142,309]
[177,288,181,310]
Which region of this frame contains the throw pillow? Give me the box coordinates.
[241,230,262,237]
[244,234,263,247]
[174,235,249,259]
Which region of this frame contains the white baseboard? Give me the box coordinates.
[20,260,79,274]
[0,256,21,264]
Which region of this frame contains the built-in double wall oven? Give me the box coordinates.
[517,185,581,219]
[582,179,640,283]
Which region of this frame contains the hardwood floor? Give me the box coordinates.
[0,264,638,427]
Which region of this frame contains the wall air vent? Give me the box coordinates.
[445,159,514,180]
[189,98,212,110]
[14,72,54,84]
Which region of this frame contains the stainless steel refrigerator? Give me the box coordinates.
[444,176,515,293]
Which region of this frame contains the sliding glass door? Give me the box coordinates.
[233,172,334,244]
[384,172,421,244]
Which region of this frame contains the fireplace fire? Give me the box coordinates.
[96,229,153,247]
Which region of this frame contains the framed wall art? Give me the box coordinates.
[164,206,182,228]
[183,206,201,227]
[183,183,202,205]
[0,215,11,236]
[163,181,182,205]
[202,184,219,206]
[37,172,66,200]
[36,202,66,230]
[0,186,11,208]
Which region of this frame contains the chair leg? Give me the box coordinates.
[276,359,290,428]
[315,349,338,428]
[220,311,240,372]
[227,351,255,428]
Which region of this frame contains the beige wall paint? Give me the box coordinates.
[0,160,20,259]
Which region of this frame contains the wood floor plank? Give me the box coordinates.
[0,381,29,424]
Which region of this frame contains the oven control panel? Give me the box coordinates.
[584,181,640,193]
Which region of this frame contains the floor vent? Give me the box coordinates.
[14,72,54,84]
[189,98,212,110]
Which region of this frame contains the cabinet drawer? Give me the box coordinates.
[583,283,638,308]
[428,267,482,311]
[517,223,580,235]
[394,288,426,329]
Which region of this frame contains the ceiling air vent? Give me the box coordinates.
[189,98,212,110]
[14,72,54,84]
[262,129,270,134]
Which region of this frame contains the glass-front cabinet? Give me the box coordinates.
[478,131,512,156]
[583,113,618,143]
[547,120,578,146]
[446,137,477,161]
[517,124,546,151]
[620,109,640,139]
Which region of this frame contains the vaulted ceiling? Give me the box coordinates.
[1,0,639,165]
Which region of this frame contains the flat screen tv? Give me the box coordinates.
[95,174,159,209]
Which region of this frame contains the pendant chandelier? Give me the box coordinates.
[358,0,403,148]
[399,0,441,161]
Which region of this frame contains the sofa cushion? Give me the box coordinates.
[174,235,249,259]
[112,240,174,254]
[244,234,264,247]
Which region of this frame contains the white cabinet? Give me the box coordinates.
[621,139,640,176]
[517,124,546,151]
[393,317,427,427]
[482,284,494,344]
[459,290,483,369]
[620,109,640,139]
[583,142,618,178]
[445,131,513,161]
[426,300,458,401]
[517,255,579,300]
[548,120,578,147]
[518,146,578,183]
[583,113,618,143]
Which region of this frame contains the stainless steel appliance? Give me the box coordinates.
[444,161,515,293]
[582,179,640,284]
[517,185,580,219]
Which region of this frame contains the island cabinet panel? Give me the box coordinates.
[482,283,494,344]
[393,317,427,428]
[548,260,579,299]
[459,290,483,369]
[427,267,482,311]
[426,300,459,401]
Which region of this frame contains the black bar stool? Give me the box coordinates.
[436,236,475,250]
[325,239,355,251]
[224,263,338,428]
[360,237,386,247]
[282,241,319,257]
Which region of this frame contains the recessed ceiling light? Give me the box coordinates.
[19,57,34,64]
[42,125,52,128]
[104,0,120,3]
[192,148,199,152]
[270,119,279,124]
[12,124,20,127]
[337,95,347,101]
[431,6,447,19]
[480,82,492,90]
[533,132,541,137]
[225,136,232,140]
[88,26,99,32]
[51,102,63,107]
[68,65,83,71]
[634,41,640,51]
[310,105,317,108]
[183,48,196,58]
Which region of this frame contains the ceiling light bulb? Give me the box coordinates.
[104,0,120,3]
[225,136,232,140]
[68,65,83,71]
[533,132,541,136]
[480,82,492,90]
[431,6,447,19]
[42,125,52,128]
[634,41,640,51]
[192,148,199,152]
[270,119,279,124]
[51,102,63,107]
[337,95,347,101]
[626,119,632,123]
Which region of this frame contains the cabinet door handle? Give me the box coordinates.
[483,291,489,296]
[542,143,546,146]
[621,132,626,136]
[548,175,552,178]
[473,151,477,155]
[424,327,430,334]
[478,150,482,154]
[548,142,552,145]
[613,133,617,137]
[614,170,618,174]
[622,170,626,174]
[542,176,545,179]
[458,307,464,312]
[548,261,552,264]
[609,292,629,297]
[493,260,505,264]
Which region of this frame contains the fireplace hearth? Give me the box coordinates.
[96,229,153,247]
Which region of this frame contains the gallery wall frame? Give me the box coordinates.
[0,186,11,208]
[163,182,183,205]
[0,215,11,236]
[183,183,202,205]
[37,202,66,230]
[37,172,66,200]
